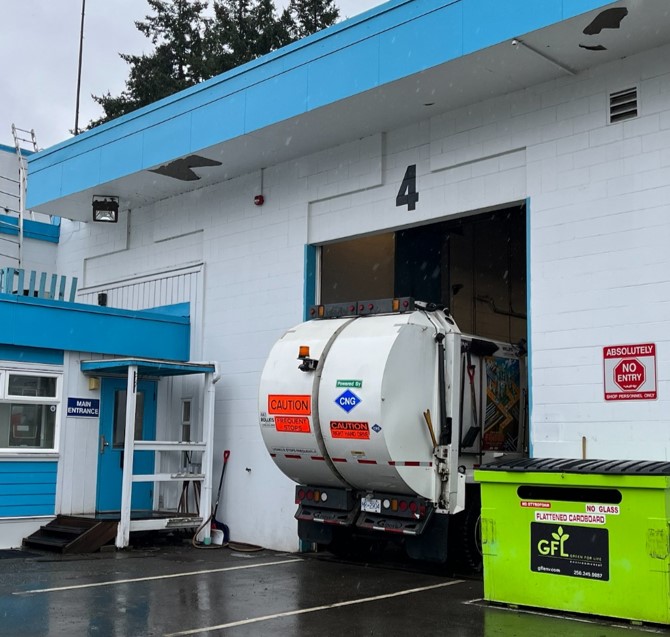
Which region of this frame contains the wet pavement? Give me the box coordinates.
[0,542,668,636]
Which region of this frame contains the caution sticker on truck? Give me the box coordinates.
[268,395,311,415]
[330,421,370,439]
[274,416,311,433]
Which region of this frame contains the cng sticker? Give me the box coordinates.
[330,421,370,439]
[335,389,361,413]
[274,416,311,433]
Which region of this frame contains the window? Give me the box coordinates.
[181,399,192,468]
[112,390,145,448]
[181,399,192,442]
[0,372,61,451]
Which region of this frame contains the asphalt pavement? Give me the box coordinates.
[0,541,667,636]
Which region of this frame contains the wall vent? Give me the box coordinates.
[609,87,638,123]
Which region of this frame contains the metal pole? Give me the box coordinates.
[74,0,87,135]
[116,365,138,549]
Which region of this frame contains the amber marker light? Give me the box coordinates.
[298,346,310,359]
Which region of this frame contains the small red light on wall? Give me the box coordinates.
[254,194,265,206]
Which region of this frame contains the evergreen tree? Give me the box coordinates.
[90,0,209,128]
[287,0,339,38]
[203,0,291,77]
[88,0,340,129]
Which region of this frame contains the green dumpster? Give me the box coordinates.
[475,458,670,624]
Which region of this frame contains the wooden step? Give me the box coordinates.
[22,516,117,554]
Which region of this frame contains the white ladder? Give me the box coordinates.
[8,125,40,268]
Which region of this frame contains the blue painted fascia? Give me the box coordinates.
[0,143,32,157]
[0,295,190,361]
[0,214,60,244]
[141,301,190,317]
[0,344,63,365]
[27,0,615,210]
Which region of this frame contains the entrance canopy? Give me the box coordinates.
[81,357,219,548]
[81,358,216,378]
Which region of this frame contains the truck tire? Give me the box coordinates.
[458,487,482,573]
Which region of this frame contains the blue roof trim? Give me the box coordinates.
[141,301,190,317]
[0,214,60,244]
[0,143,32,157]
[0,295,190,361]
[27,0,615,209]
[0,344,64,365]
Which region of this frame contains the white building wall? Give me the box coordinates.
[55,42,670,550]
[57,352,100,515]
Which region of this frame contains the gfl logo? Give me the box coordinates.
[537,526,570,557]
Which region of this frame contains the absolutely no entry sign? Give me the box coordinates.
[603,343,657,401]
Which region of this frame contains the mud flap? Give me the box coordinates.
[405,513,450,563]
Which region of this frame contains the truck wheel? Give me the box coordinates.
[459,489,482,573]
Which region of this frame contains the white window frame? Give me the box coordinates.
[0,365,63,456]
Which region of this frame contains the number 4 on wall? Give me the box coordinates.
[396,164,419,211]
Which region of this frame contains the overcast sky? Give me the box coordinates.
[1,0,384,149]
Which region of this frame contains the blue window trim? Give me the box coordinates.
[304,244,317,321]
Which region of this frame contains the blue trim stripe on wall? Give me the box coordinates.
[0,144,32,157]
[0,215,60,244]
[0,344,63,365]
[0,461,57,517]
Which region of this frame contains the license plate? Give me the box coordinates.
[361,497,381,513]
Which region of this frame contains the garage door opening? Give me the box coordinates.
[319,203,526,345]
[318,202,528,459]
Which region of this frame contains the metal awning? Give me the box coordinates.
[81,358,216,378]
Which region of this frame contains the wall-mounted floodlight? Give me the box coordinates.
[92,195,119,223]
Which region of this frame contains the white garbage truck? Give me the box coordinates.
[259,298,527,566]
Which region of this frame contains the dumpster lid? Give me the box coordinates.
[479,457,670,475]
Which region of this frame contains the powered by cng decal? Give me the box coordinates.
[531,523,609,581]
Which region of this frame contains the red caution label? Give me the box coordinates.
[330,421,370,440]
[275,416,311,433]
[268,395,311,415]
